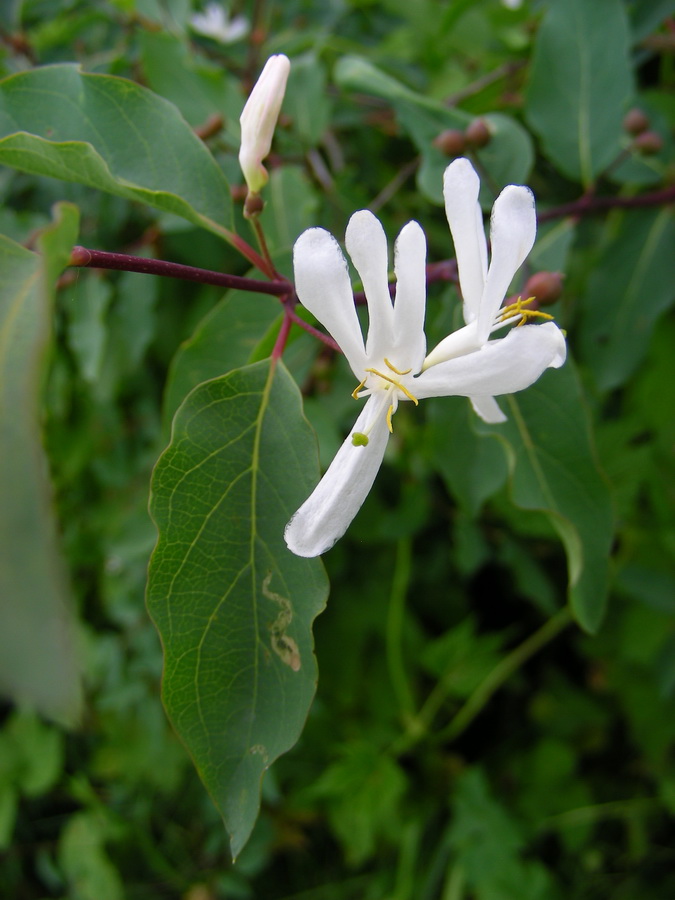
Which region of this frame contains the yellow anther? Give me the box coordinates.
[499,296,554,327]
[351,376,368,400]
[515,309,554,326]
[386,404,395,433]
[384,358,412,376]
[364,368,419,405]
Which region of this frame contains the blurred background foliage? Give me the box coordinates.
[1,0,674,897]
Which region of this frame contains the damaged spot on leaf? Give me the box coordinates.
[263,572,301,672]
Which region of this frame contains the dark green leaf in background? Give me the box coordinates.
[427,398,508,517]
[479,362,614,633]
[526,0,633,186]
[139,30,244,138]
[0,64,233,238]
[147,359,328,858]
[0,203,82,724]
[579,208,675,391]
[334,56,534,205]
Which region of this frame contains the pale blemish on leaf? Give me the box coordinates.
[262,572,301,672]
[249,744,269,764]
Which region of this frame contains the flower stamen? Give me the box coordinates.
[384,358,412,376]
[364,368,419,405]
[498,296,555,328]
[386,404,395,433]
[351,377,368,400]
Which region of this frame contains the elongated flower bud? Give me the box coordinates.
[238,54,290,195]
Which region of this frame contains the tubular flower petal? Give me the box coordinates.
[238,54,290,194]
[285,161,566,557]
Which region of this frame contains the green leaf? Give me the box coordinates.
[449,768,554,900]
[427,397,508,516]
[139,30,244,137]
[263,165,321,254]
[334,55,533,204]
[579,208,675,391]
[285,55,331,146]
[0,203,83,724]
[0,64,233,239]
[162,290,281,430]
[308,741,407,867]
[479,362,614,633]
[147,359,328,858]
[525,0,633,186]
[58,811,124,900]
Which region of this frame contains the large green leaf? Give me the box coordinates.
[480,362,614,633]
[525,0,633,186]
[579,208,675,391]
[0,203,82,724]
[429,359,613,631]
[147,359,328,858]
[0,64,233,239]
[162,290,281,430]
[139,30,244,137]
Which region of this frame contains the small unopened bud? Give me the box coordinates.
[622,107,649,136]
[239,54,290,194]
[633,130,663,155]
[433,129,466,157]
[464,118,491,149]
[522,271,564,307]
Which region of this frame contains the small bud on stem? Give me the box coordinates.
[622,108,650,135]
[522,271,564,307]
[633,130,663,155]
[238,54,290,194]
[433,129,466,157]
[464,118,492,149]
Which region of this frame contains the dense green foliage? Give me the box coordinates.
[1,0,674,897]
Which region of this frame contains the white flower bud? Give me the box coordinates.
[238,54,290,195]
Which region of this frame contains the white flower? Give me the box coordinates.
[284,160,566,558]
[190,3,249,44]
[238,54,290,195]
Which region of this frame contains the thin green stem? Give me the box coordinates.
[539,797,659,831]
[250,213,280,279]
[441,864,465,900]
[436,607,572,744]
[386,538,416,721]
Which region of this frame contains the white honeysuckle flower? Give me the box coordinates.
[285,164,566,558]
[423,156,552,423]
[238,54,290,195]
[190,3,249,44]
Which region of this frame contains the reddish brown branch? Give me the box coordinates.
[537,186,675,223]
[68,246,291,296]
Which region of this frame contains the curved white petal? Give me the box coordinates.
[469,395,507,423]
[392,220,427,373]
[422,320,480,370]
[345,210,394,362]
[414,322,566,400]
[293,227,366,377]
[443,158,488,323]
[476,184,537,343]
[284,396,390,557]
